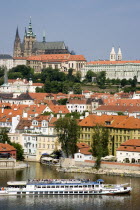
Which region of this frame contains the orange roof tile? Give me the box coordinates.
[87,60,140,65]
[117,139,140,152]
[0,143,16,152]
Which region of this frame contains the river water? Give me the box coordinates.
[0,162,140,210]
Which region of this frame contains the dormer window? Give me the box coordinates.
[32,120,38,125]
[105,121,111,125]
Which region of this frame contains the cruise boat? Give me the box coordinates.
[0,179,132,196]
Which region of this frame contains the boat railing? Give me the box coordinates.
[28,179,90,184]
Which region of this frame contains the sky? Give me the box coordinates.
[0,0,140,61]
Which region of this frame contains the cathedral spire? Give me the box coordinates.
[117,47,122,61]
[24,27,27,36]
[27,16,36,37]
[110,46,116,61]
[43,31,46,43]
[16,26,20,39]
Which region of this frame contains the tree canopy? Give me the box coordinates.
[54,117,80,157]
[91,124,109,169]
[0,128,24,161]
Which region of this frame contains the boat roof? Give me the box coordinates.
[7,181,27,186]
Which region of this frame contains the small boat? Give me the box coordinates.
[0,179,132,196]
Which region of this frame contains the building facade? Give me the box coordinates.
[0,54,13,70]
[78,114,140,156]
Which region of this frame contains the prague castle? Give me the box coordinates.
[13,18,69,57]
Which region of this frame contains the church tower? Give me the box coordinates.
[23,17,36,57]
[117,47,122,61]
[110,47,116,61]
[13,27,22,57]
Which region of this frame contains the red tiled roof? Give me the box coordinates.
[0,143,16,152]
[27,54,86,62]
[78,114,140,129]
[87,60,140,65]
[95,105,140,113]
[117,139,140,152]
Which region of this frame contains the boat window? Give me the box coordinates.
[35,192,38,194]
[70,186,73,188]
[65,186,69,188]
[30,192,33,194]
[96,185,99,187]
[84,191,88,193]
[88,185,91,188]
[46,186,50,188]
[69,191,73,193]
[55,191,58,193]
[37,186,41,188]
[50,192,53,194]
[40,192,43,194]
[65,191,68,193]
[51,186,55,188]
[83,185,87,187]
[61,186,64,188]
[75,191,78,193]
[60,191,63,193]
[75,185,78,188]
[79,186,82,188]
[56,186,59,188]
[79,191,83,193]
[17,192,21,194]
[92,185,94,188]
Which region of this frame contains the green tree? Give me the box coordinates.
[121,79,128,87]
[11,142,24,161]
[131,76,137,88]
[0,128,11,144]
[65,112,81,119]
[9,65,34,81]
[91,124,109,169]
[54,117,79,157]
[0,129,24,161]
[97,71,106,88]
[36,87,45,93]
[85,70,96,82]
[73,83,82,94]
[58,98,68,105]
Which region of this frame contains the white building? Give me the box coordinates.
[27,54,86,73]
[81,47,140,82]
[116,139,140,163]
[0,54,13,70]
[0,78,43,93]
[74,143,93,162]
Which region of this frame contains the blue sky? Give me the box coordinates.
[0,0,140,61]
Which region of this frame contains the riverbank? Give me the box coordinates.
[55,158,140,177]
[0,160,29,170]
[56,166,140,177]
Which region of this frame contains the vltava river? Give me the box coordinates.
[0,162,140,210]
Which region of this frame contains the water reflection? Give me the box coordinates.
[0,162,139,210]
[0,194,132,210]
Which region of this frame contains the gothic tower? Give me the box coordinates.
[117,47,122,61]
[110,47,116,61]
[23,17,36,57]
[13,27,22,57]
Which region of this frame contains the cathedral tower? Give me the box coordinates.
[13,27,22,57]
[110,47,116,61]
[23,17,36,57]
[117,47,122,61]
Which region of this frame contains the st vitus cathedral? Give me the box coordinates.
[13,18,69,57]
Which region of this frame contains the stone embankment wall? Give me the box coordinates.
[58,158,140,177]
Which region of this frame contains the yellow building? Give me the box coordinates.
[36,135,60,161]
[78,115,140,156]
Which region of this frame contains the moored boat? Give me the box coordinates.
[0,179,132,196]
